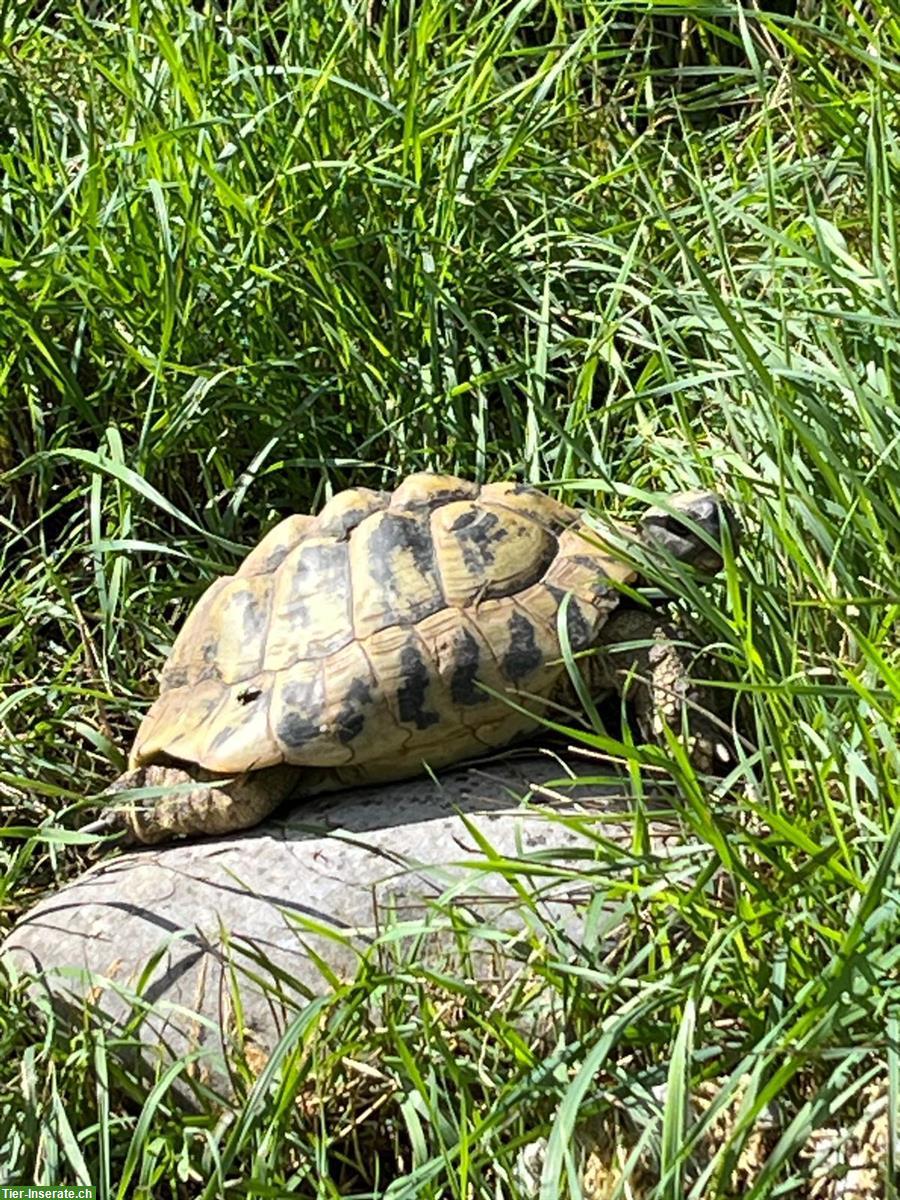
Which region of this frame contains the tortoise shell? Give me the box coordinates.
[130,473,639,782]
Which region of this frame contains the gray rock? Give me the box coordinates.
[2,753,691,1101]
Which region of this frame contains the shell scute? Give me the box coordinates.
[542,521,637,609]
[132,672,283,775]
[209,574,273,685]
[466,598,557,696]
[431,500,557,606]
[314,487,390,539]
[265,537,353,669]
[350,509,444,638]
[414,607,494,712]
[390,472,478,510]
[323,639,407,758]
[157,577,230,694]
[237,514,316,578]
[361,624,445,740]
[195,678,281,772]
[271,660,353,766]
[479,481,575,533]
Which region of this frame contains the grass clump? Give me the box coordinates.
[1,0,898,1196]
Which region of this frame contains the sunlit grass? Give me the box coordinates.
[1,0,898,1195]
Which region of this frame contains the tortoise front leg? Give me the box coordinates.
[589,609,727,771]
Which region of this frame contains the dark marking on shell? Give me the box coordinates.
[446,505,556,598]
[363,513,444,626]
[241,594,268,640]
[277,677,325,749]
[278,712,320,749]
[284,540,354,654]
[397,640,439,729]
[393,480,478,512]
[237,686,262,704]
[196,641,223,682]
[316,489,391,540]
[161,667,189,690]
[546,586,596,651]
[449,510,477,532]
[290,541,352,602]
[369,512,436,578]
[317,507,365,540]
[335,677,373,743]
[191,694,221,723]
[449,629,486,706]
[284,598,312,629]
[502,612,543,681]
[208,724,235,752]
[497,485,571,533]
[569,553,606,577]
[265,546,292,572]
[452,509,509,571]
[565,598,593,651]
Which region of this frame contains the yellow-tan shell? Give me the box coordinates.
[131,474,639,781]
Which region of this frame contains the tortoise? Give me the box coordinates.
[87,474,736,844]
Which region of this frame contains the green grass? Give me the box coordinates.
[1,0,899,1195]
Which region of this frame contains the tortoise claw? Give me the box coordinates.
[79,812,130,840]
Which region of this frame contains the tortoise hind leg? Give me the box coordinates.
[86,762,302,845]
[590,609,729,771]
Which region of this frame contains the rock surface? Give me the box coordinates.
[2,753,689,1100]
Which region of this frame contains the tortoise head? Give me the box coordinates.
[639,491,738,574]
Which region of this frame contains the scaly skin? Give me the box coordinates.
[89,763,301,844]
[587,609,725,771]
